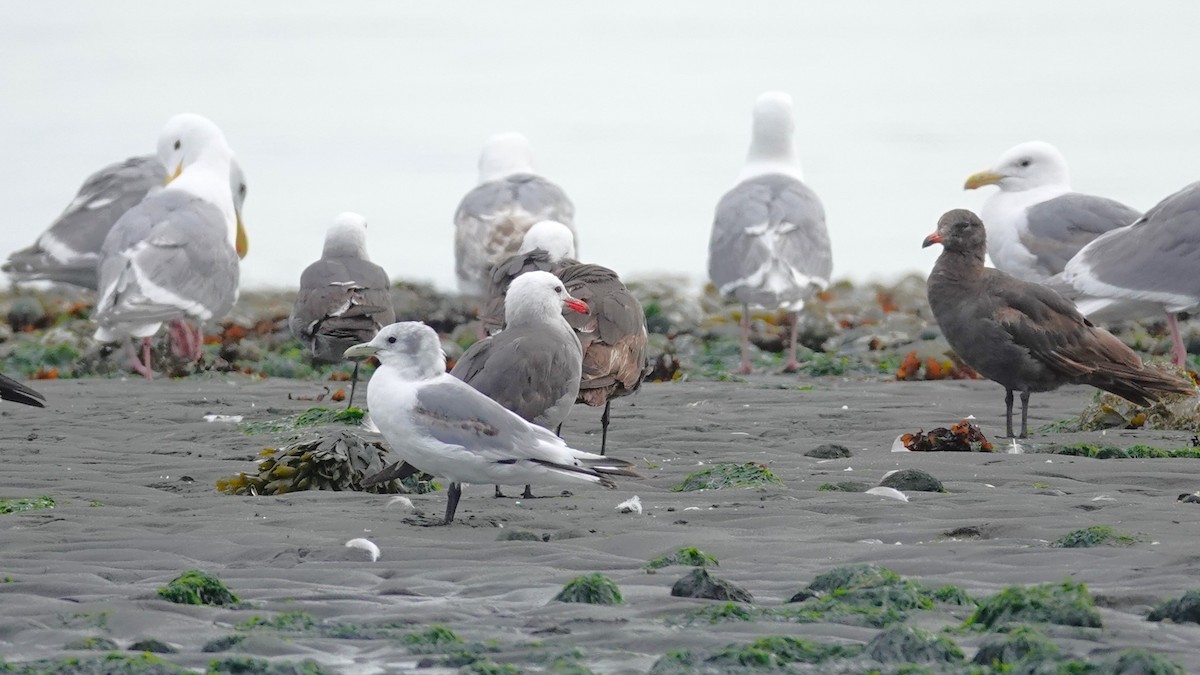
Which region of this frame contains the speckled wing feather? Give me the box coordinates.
[289,257,395,362]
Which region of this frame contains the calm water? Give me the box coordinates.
[2,2,1198,292]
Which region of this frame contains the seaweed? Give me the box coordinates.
[707,636,862,668]
[645,546,719,571]
[0,653,187,674]
[1148,589,1200,624]
[0,496,54,515]
[965,580,1102,629]
[1050,525,1137,549]
[156,569,239,606]
[553,574,623,605]
[236,611,315,632]
[671,463,782,492]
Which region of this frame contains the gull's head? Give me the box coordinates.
[923,209,988,255]
[230,159,249,259]
[323,212,370,259]
[156,113,231,184]
[743,91,801,180]
[964,141,1070,193]
[517,220,576,260]
[344,322,445,379]
[505,270,587,326]
[478,132,535,183]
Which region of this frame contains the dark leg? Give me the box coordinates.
[1019,390,1031,439]
[599,399,611,456]
[494,485,506,498]
[783,311,800,373]
[442,482,462,525]
[521,485,535,499]
[346,362,361,410]
[1004,388,1015,438]
[736,302,752,375]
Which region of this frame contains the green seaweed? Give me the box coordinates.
[0,653,188,674]
[865,625,964,664]
[965,580,1102,629]
[0,341,81,378]
[1051,525,1137,549]
[553,573,623,605]
[401,624,463,652]
[460,661,521,675]
[294,407,365,426]
[156,569,239,606]
[971,625,1061,668]
[672,462,782,492]
[0,496,54,515]
[707,636,862,668]
[645,546,719,571]
[63,637,119,651]
[201,635,246,653]
[206,657,334,674]
[1148,589,1200,624]
[236,611,315,632]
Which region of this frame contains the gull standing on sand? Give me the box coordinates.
[93,114,246,379]
[345,321,636,525]
[708,91,832,374]
[453,133,577,298]
[289,213,395,408]
[923,209,1194,438]
[1059,182,1200,368]
[3,155,249,290]
[452,270,587,498]
[479,220,579,335]
[963,141,1140,283]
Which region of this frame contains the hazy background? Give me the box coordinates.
[2,1,1198,292]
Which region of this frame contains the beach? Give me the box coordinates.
[3,372,1200,672]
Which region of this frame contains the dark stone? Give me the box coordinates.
[670,568,753,603]
[497,530,541,542]
[865,625,964,664]
[1177,493,1200,504]
[880,468,944,493]
[1148,589,1200,624]
[806,443,852,459]
[128,638,178,653]
[820,481,870,492]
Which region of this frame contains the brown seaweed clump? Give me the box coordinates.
[217,429,412,495]
[895,350,979,381]
[1079,386,1200,432]
[902,420,993,452]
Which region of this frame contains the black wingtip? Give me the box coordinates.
[361,460,419,488]
[0,375,45,408]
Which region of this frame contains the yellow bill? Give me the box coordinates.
[963,170,1003,190]
[165,162,182,185]
[235,214,249,259]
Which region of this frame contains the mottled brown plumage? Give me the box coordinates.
[924,209,1195,438]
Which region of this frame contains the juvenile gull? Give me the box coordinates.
[4,155,249,290]
[923,209,1194,438]
[453,133,577,298]
[93,114,243,379]
[290,212,395,408]
[479,220,579,336]
[1060,181,1200,367]
[452,270,587,498]
[346,322,636,526]
[708,91,832,374]
[964,141,1140,282]
[0,374,45,408]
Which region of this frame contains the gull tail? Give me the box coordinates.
[1088,364,1196,407]
[530,456,640,489]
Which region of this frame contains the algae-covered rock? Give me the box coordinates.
[971,625,1060,667]
[0,496,54,515]
[805,443,852,459]
[1051,525,1136,549]
[1080,386,1200,432]
[553,573,623,605]
[879,468,944,493]
[401,625,463,652]
[157,569,239,606]
[966,580,1101,629]
[645,546,719,571]
[207,657,337,674]
[647,650,698,675]
[1148,589,1200,624]
[670,568,753,603]
[128,638,178,654]
[706,636,861,668]
[63,636,119,650]
[0,653,189,674]
[1091,648,1186,674]
[202,634,246,652]
[864,625,964,664]
[671,462,782,492]
[817,481,870,492]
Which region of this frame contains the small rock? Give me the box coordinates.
[865,625,964,664]
[806,443,852,459]
[670,568,753,603]
[128,638,178,654]
[1148,589,1200,624]
[880,468,944,493]
[498,530,541,542]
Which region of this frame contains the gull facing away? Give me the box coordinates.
[453,133,577,298]
[289,212,395,408]
[707,91,832,374]
[93,114,245,379]
[479,220,579,336]
[0,374,45,408]
[964,141,1141,283]
[1059,182,1200,367]
[452,270,587,498]
[923,209,1194,438]
[346,322,637,526]
[3,155,249,291]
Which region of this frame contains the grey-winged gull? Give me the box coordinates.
[345,321,636,526]
[1059,181,1200,367]
[964,141,1140,282]
[93,114,243,379]
[4,153,249,291]
[707,91,832,374]
[453,133,577,298]
[452,270,587,498]
[289,212,396,408]
[923,209,1194,438]
[0,374,45,408]
[479,220,579,336]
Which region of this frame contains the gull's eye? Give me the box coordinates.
[174,140,181,151]
[1018,158,1031,168]
[554,286,563,293]
[387,336,397,344]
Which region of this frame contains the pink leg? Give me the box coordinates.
[783,311,800,373]
[128,338,154,380]
[185,323,204,361]
[736,302,752,375]
[1167,312,1189,368]
[168,320,190,359]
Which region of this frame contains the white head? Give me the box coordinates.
[323,212,370,259]
[155,113,241,253]
[741,91,802,181]
[156,113,233,181]
[343,321,445,380]
[505,270,587,327]
[517,220,576,261]
[964,141,1071,193]
[477,132,535,183]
